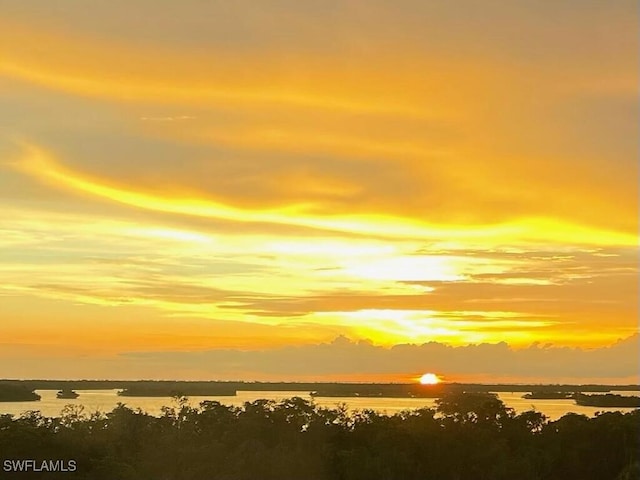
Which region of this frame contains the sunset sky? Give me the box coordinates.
[1,1,638,383]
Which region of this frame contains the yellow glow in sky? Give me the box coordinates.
[0,2,637,382]
[15,145,638,246]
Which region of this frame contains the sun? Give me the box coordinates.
[419,373,440,385]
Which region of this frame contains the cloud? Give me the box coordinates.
[115,334,640,383]
[10,144,638,245]
[2,333,636,382]
[1,203,636,350]
[1,5,637,235]
[0,1,636,380]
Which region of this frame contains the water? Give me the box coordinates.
[1,390,638,421]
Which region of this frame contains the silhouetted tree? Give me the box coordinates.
[0,393,637,479]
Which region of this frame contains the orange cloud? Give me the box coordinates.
[2,16,636,237]
[0,20,454,117]
[12,144,637,246]
[0,4,636,376]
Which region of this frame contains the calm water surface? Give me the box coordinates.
[1,390,638,421]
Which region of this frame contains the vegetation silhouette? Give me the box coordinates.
[0,383,41,402]
[56,389,80,399]
[0,392,637,479]
[574,393,640,408]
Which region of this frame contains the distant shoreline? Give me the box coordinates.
[2,379,639,398]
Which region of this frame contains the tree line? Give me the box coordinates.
[0,392,638,480]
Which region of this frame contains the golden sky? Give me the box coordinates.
[0,1,638,382]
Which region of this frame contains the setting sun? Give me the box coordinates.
[419,373,440,385]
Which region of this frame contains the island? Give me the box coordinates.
[56,389,80,399]
[574,393,640,408]
[0,383,41,402]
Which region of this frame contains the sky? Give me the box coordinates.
[0,1,638,384]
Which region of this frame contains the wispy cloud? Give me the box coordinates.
[0,1,636,380]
